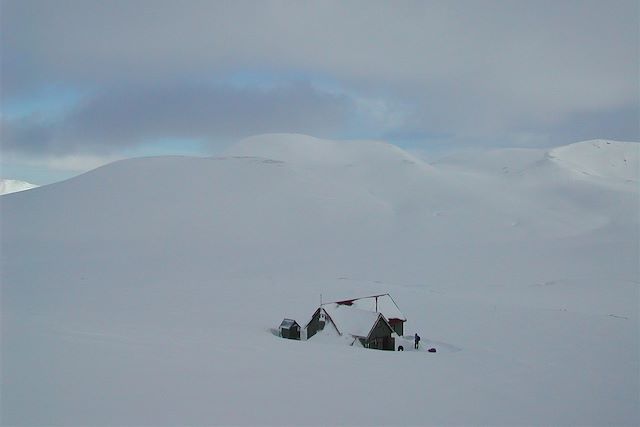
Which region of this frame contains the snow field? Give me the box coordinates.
[1,134,638,425]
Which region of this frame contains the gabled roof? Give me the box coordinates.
[320,303,393,340]
[279,318,300,329]
[326,293,406,322]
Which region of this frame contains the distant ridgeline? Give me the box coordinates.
[0,179,38,196]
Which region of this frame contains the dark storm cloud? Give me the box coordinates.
[1,0,638,158]
[1,82,351,155]
[0,116,55,153]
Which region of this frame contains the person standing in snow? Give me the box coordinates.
[414,333,420,349]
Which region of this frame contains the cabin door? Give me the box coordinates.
[382,336,395,351]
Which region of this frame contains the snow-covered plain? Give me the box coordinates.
[1,134,638,426]
[0,179,38,196]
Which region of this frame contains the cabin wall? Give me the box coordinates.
[369,318,393,340]
[282,327,300,340]
[389,319,404,336]
[365,318,395,350]
[305,310,324,339]
[363,336,395,350]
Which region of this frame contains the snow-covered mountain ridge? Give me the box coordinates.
[1,134,638,426]
[435,139,638,185]
[0,178,38,195]
[227,133,429,169]
[549,139,639,183]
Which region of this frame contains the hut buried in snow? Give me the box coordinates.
[279,318,301,340]
[304,294,406,351]
[305,305,396,350]
[331,294,406,335]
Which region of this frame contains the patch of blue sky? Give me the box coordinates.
[121,137,207,158]
[2,85,86,122]
[335,110,457,159]
[337,103,405,141]
[0,161,76,186]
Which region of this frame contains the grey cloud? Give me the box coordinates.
[1,0,638,150]
[542,104,640,146]
[4,1,637,94]
[1,82,351,156]
[0,116,56,153]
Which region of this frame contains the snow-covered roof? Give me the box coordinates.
[321,304,387,339]
[325,294,406,321]
[279,318,299,329]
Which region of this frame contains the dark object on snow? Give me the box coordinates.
[414,333,421,349]
[305,306,396,350]
[279,318,301,340]
[398,345,404,351]
[428,348,436,353]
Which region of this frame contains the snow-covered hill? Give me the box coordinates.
[0,179,38,195]
[1,134,638,426]
[549,139,639,184]
[435,139,639,185]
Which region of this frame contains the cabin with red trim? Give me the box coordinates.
[305,304,396,350]
[303,294,407,351]
[331,294,406,336]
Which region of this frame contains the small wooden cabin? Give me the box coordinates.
[305,304,395,350]
[279,318,301,340]
[332,294,407,336]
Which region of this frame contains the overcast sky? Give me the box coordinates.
[1,0,638,184]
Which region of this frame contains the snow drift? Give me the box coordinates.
[1,134,638,426]
[0,179,38,195]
